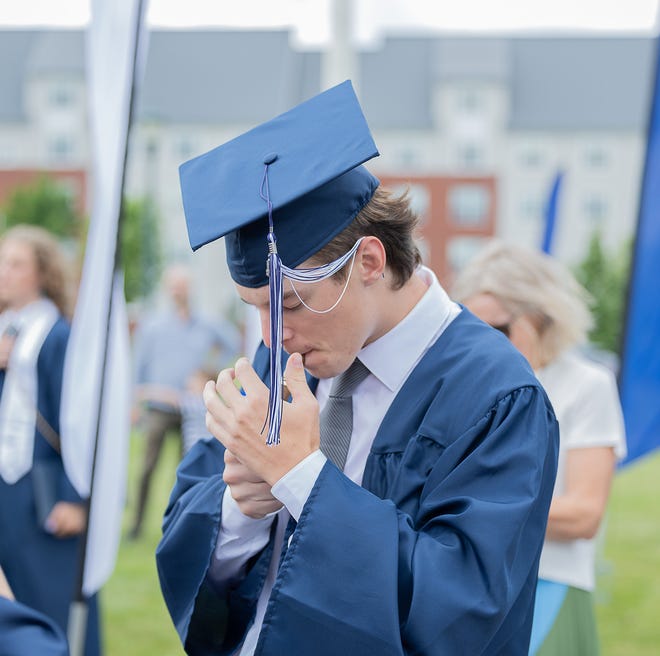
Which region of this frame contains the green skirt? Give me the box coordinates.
[530,580,599,656]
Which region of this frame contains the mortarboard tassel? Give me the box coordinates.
[260,162,365,446]
[265,233,284,445]
[261,162,284,445]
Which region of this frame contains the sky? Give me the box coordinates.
[0,0,658,46]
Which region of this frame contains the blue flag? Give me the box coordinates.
[619,39,660,465]
[541,171,563,255]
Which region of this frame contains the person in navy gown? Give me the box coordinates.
[1,564,69,656]
[0,225,100,655]
[156,82,559,655]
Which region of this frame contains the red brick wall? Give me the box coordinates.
[0,169,87,218]
[377,174,497,288]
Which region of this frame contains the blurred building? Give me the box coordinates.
[0,28,654,304]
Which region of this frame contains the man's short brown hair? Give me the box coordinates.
[311,186,422,289]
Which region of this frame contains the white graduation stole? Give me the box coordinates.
[0,298,59,484]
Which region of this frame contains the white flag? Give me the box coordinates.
[60,0,148,597]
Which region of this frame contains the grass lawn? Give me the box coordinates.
[597,449,660,655]
[102,433,183,655]
[102,434,660,655]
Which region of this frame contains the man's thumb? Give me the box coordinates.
[283,352,310,401]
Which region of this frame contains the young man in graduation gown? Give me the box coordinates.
[156,81,559,655]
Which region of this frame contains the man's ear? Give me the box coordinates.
[357,236,386,286]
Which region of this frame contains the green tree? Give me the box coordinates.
[1,175,82,239]
[1,179,161,303]
[121,196,161,302]
[574,232,631,354]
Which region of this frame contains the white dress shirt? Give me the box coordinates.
[209,266,461,654]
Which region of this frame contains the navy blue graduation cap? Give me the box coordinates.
[179,80,380,445]
[180,80,379,286]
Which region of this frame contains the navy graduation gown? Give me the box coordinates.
[157,310,559,655]
[0,596,69,656]
[0,318,100,656]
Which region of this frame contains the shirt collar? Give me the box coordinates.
[358,266,460,392]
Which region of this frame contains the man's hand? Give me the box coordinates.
[45,502,86,538]
[203,353,320,487]
[223,450,283,518]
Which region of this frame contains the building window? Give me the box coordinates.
[48,135,74,162]
[457,89,482,114]
[584,196,608,223]
[145,138,158,158]
[397,148,417,168]
[0,141,15,163]
[175,137,194,160]
[457,144,483,169]
[520,149,544,169]
[447,236,488,275]
[50,85,74,108]
[585,147,608,169]
[521,196,543,222]
[392,183,430,226]
[448,184,490,227]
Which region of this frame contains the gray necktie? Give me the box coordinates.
[319,358,370,471]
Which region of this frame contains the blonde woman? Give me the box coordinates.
[0,225,100,655]
[453,240,626,656]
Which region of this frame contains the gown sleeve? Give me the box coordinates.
[257,385,558,655]
[156,438,278,655]
[156,344,314,655]
[0,596,69,656]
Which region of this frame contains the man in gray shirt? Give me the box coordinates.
[129,264,238,539]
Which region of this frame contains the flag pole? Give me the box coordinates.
[68,2,147,654]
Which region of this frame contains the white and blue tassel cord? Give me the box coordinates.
[260,161,364,445]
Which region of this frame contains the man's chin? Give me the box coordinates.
[300,351,328,378]
[301,352,350,380]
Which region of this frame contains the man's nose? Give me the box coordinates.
[260,316,294,347]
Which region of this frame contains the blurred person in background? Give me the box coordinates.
[129,263,238,539]
[1,564,68,656]
[0,225,100,655]
[177,367,217,455]
[452,240,626,656]
[134,365,216,456]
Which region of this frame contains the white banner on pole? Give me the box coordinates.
[60,0,148,596]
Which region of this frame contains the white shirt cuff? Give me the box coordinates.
[271,449,327,521]
[220,486,279,537]
[208,488,278,589]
